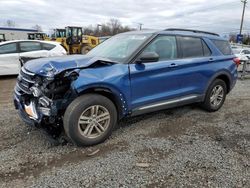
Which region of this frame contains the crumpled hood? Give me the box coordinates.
[24,55,113,77]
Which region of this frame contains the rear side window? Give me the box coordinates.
[0,43,17,54]
[42,43,56,50]
[178,37,204,58]
[20,42,42,52]
[212,40,232,55]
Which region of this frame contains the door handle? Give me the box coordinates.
[208,58,214,62]
[168,63,178,68]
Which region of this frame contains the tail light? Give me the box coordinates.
[233,57,240,67]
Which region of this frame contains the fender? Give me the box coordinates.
[72,82,130,117]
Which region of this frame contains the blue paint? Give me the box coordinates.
[22,29,238,118]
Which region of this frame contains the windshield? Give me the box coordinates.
[87,33,152,63]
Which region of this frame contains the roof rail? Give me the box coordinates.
[165,28,219,36]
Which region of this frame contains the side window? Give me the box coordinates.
[202,40,211,56]
[42,43,56,50]
[143,35,177,61]
[211,39,232,55]
[242,50,250,54]
[20,42,42,52]
[179,37,203,58]
[0,43,17,54]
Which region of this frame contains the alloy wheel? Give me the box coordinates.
[78,105,110,139]
[210,85,224,108]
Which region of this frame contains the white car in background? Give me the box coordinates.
[232,48,250,61]
[0,40,67,76]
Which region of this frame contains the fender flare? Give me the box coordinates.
[73,83,129,118]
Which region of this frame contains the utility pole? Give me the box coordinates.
[240,0,247,35]
[138,23,143,30]
[133,22,144,30]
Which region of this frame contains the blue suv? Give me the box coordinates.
[14,28,238,146]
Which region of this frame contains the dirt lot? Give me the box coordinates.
[0,76,249,188]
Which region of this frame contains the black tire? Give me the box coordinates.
[63,94,117,146]
[81,45,92,54]
[201,79,227,112]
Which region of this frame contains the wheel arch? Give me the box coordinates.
[76,86,128,119]
[205,71,232,95]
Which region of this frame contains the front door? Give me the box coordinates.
[129,35,183,111]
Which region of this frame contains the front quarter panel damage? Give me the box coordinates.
[72,63,131,117]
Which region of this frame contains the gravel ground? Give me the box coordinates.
[0,76,249,188]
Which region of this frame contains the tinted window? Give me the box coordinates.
[179,37,203,58]
[20,42,41,52]
[0,43,17,54]
[202,40,211,56]
[42,43,56,50]
[143,35,177,60]
[212,40,232,55]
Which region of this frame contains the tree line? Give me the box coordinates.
[2,19,134,36]
[83,19,134,36]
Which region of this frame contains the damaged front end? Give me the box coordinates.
[14,66,78,129]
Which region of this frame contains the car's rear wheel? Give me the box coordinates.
[201,79,227,112]
[63,94,117,146]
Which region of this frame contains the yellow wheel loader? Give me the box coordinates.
[51,27,99,54]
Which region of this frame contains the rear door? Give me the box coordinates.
[19,41,49,58]
[0,42,20,75]
[175,36,213,96]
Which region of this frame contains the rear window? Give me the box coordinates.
[42,43,56,50]
[178,37,208,58]
[212,39,232,55]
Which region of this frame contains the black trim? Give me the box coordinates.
[165,28,219,36]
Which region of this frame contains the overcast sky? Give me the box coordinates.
[0,0,249,35]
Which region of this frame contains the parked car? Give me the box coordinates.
[14,29,238,146]
[232,48,250,61]
[0,40,67,76]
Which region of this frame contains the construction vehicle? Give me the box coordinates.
[0,34,6,42]
[51,29,66,43]
[27,32,49,40]
[51,26,99,54]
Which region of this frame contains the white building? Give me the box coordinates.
[0,27,38,41]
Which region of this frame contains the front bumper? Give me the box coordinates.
[13,67,45,126]
[14,97,39,126]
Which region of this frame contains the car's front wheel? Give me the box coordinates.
[201,79,227,112]
[63,94,117,146]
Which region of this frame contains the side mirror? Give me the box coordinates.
[137,52,159,63]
